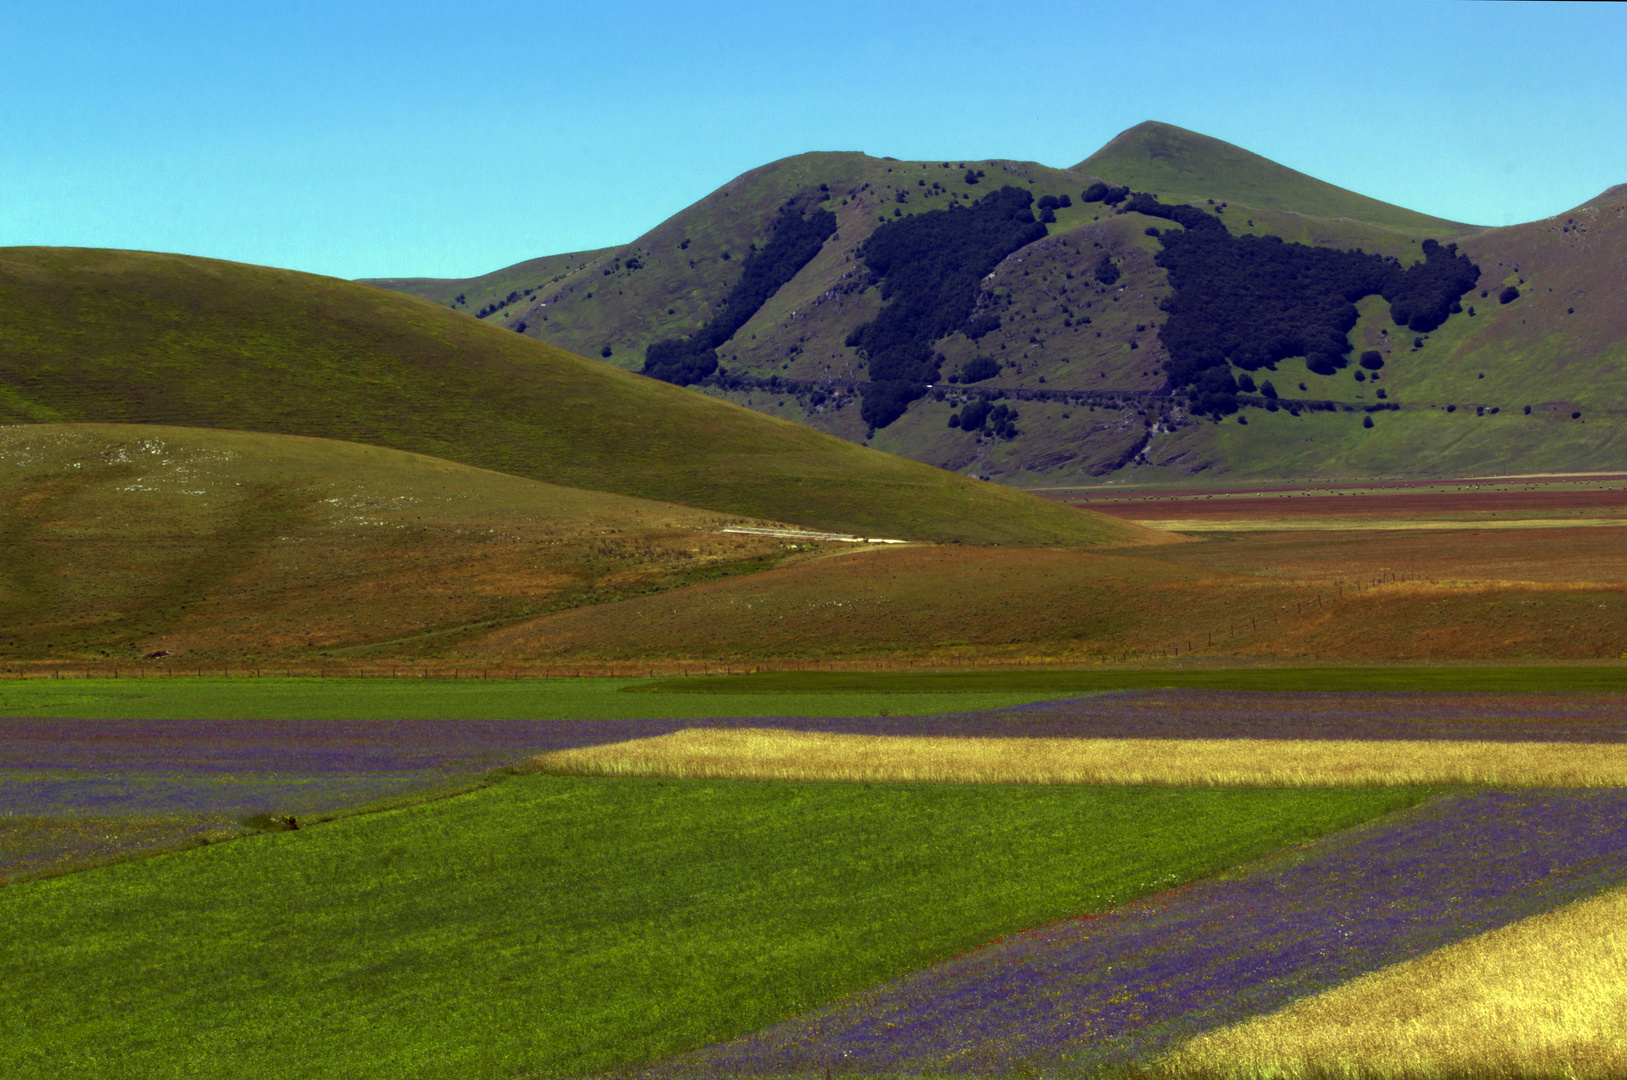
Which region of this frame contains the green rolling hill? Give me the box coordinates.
[0,247,1140,547]
[370,122,1627,485]
[0,423,810,660]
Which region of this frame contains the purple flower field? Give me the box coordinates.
[638,788,1627,1077]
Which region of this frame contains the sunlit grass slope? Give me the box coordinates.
[0,423,803,660]
[359,244,618,313]
[468,541,1627,664]
[0,247,1140,546]
[1075,121,1475,235]
[1160,882,1627,1079]
[0,771,1432,1080]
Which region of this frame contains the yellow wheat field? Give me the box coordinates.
[1156,883,1627,1079]
[529,729,1627,787]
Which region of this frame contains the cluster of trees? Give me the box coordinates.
[1035,193,1072,223]
[950,356,1001,384]
[1081,182,1131,206]
[475,289,525,319]
[964,314,1002,340]
[1139,193,1480,414]
[1093,254,1121,286]
[1386,240,1480,332]
[1119,192,1229,235]
[949,398,1019,438]
[642,201,838,385]
[846,186,1047,428]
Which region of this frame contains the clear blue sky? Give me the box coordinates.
[3,1,1623,280]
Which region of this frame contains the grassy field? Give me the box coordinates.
[631,666,1627,695]
[0,423,825,661]
[7,428,1627,666]
[0,250,1138,547]
[469,538,1627,664]
[0,674,1074,721]
[534,728,1627,787]
[0,772,1435,1080]
[1160,881,1627,1079]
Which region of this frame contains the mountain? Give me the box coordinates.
[1074,121,1474,235]
[371,123,1627,483]
[0,247,1141,546]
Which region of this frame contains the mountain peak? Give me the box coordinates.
[1075,121,1474,235]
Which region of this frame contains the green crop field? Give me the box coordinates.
[0,675,1076,721]
[631,665,1627,696]
[0,771,1437,1079]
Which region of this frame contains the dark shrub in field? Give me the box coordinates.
[1360,350,1385,370]
[1500,285,1521,304]
[955,356,1001,384]
[964,314,1002,340]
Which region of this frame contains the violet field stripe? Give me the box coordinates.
[628,789,1627,1078]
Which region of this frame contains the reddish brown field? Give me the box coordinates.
[1153,525,1627,584]
[1050,475,1627,522]
[464,538,1627,665]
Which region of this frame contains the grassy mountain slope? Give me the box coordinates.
[1166,186,1627,481]
[0,247,1143,546]
[363,126,1627,484]
[1074,121,1476,235]
[360,246,617,317]
[0,423,810,661]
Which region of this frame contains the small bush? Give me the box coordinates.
[1500,286,1521,304]
[1363,416,1374,428]
[1359,350,1384,370]
[956,356,1001,384]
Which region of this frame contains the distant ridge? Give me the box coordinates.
[1075,121,1475,235]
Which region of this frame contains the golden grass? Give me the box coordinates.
[1157,883,1627,1079]
[529,729,1627,787]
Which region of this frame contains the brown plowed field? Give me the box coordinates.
[1053,476,1627,521]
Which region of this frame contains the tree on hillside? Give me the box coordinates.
[847,186,1045,429]
[642,200,837,385]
